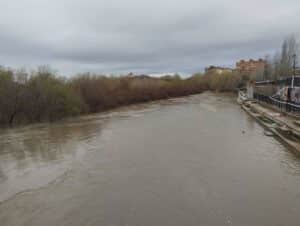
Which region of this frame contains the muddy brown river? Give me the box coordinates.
[0,92,299,226]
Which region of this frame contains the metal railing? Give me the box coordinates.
[253,93,300,113]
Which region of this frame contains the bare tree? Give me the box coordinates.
[273,51,281,80]
[263,54,273,80]
[280,35,299,77]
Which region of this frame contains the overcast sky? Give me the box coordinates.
[0,0,299,76]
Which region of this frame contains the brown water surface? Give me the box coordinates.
[0,92,299,226]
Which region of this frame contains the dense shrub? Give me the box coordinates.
[24,73,84,122]
[0,66,242,126]
[206,71,241,92]
[0,67,83,125]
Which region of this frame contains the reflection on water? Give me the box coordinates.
[0,116,105,202]
[0,92,300,226]
[0,102,167,202]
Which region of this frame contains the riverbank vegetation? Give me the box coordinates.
[0,66,242,126]
[254,35,299,81]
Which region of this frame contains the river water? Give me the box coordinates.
[0,92,299,226]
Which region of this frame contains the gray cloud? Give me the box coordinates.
[0,0,299,76]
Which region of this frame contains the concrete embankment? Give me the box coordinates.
[241,100,300,155]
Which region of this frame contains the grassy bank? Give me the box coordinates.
[0,67,242,126]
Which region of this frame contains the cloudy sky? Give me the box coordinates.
[0,0,299,76]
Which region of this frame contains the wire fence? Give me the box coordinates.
[253,93,300,113]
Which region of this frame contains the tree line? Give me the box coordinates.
[0,66,242,127]
[257,35,299,81]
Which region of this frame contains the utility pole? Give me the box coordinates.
[292,54,296,88]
